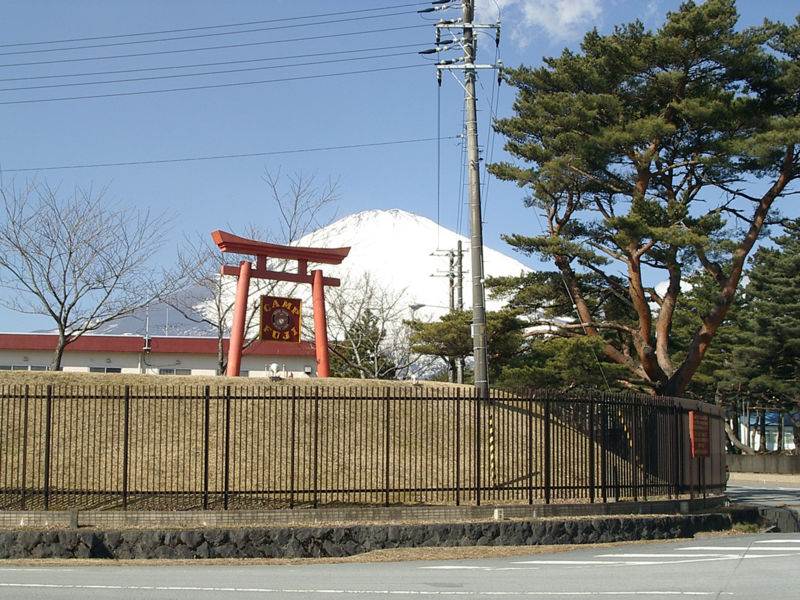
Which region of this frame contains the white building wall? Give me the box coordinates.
[0,348,317,378]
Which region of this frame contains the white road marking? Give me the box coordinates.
[0,583,731,596]
[514,553,798,566]
[421,566,540,571]
[677,546,800,552]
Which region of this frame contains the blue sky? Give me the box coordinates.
[1,1,797,332]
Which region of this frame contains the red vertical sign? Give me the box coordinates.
[689,411,710,458]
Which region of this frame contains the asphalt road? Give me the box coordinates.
[1,533,799,599]
[725,480,800,509]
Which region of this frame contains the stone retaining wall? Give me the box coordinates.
[727,454,800,475]
[0,510,757,560]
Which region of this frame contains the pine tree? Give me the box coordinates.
[489,0,800,395]
[718,221,800,452]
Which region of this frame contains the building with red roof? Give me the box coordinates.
[0,333,317,377]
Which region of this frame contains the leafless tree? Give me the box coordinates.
[326,272,417,379]
[0,180,173,370]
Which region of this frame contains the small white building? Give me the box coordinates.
[0,333,318,378]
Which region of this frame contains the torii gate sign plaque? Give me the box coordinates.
[212,230,350,377]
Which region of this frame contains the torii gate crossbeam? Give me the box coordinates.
[212,230,350,377]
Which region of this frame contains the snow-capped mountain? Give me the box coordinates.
[296,209,531,323]
[95,209,531,336]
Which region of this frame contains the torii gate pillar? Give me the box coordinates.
[212,230,350,378]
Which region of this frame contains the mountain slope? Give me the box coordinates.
[297,208,531,322]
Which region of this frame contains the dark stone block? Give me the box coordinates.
[75,541,96,558]
[284,538,305,558]
[156,545,177,559]
[204,529,229,546]
[102,531,122,550]
[41,531,58,545]
[229,529,250,548]
[343,540,362,556]
[0,532,17,558]
[322,539,343,557]
[386,525,404,544]
[212,542,238,559]
[260,543,280,557]
[17,531,41,552]
[163,531,181,548]
[274,529,291,546]
[173,544,196,559]
[29,544,50,558]
[194,541,212,559]
[180,530,204,549]
[248,529,270,548]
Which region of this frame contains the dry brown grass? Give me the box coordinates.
[0,370,464,392]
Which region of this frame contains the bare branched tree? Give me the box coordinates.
[327,272,417,379]
[262,168,338,244]
[0,180,174,370]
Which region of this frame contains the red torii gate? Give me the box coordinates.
[212,230,350,377]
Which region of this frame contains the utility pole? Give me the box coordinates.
[423,0,499,397]
[432,241,466,383]
[455,239,464,384]
[462,0,489,398]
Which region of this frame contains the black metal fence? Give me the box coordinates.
[0,385,724,511]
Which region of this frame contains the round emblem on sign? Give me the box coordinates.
[271,308,292,331]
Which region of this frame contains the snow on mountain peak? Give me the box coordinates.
[296,208,531,322]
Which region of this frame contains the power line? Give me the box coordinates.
[0,64,427,105]
[0,43,426,83]
[0,3,429,49]
[0,25,428,69]
[1,136,459,173]
[0,10,423,57]
[0,50,423,93]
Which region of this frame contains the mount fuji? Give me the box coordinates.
[296,209,531,323]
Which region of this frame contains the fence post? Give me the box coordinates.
[455,388,461,507]
[290,387,296,509]
[21,385,29,510]
[588,394,595,504]
[600,398,607,503]
[527,393,534,505]
[544,394,551,505]
[673,405,681,498]
[223,385,231,510]
[43,385,52,510]
[313,386,319,509]
[203,386,210,510]
[475,388,481,506]
[384,388,391,507]
[631,401,639,502]
[122,386,130,510]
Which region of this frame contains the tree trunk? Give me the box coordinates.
[758,409,767,452]
[724,422,756,455]
[50,333,67,371]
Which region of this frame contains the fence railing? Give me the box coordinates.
[0,385,725,511]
